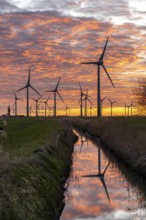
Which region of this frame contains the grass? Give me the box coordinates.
[0,117,77,220]
[73,116,146,178]
[0,117,60,156]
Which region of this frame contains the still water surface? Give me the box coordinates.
[61,130,146,220]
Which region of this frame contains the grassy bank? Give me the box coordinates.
[0,117,77,220]
[73,117,146,178]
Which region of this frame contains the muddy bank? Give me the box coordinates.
[72,118,146,179]
[0,119,78,220]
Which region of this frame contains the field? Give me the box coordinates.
[73,116,146,178]
[0,117,77,220]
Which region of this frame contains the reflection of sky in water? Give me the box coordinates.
[61,131,146,220]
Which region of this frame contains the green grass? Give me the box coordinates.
[0,117,59,156]
[0,117,77,219]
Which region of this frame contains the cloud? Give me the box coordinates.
[0,3,146,115]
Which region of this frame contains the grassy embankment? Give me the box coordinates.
[73,117,146,178]
[0,117,77,220]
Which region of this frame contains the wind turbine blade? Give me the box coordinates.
[99,177,110,202]
[17,86,27,92]
[27,66,31,85]
[99,36,109,61]
[102,65,115,88]
[17,98,23,101]
[30,85,41,96]
[81,62,98,65]
[45,89,55,93]
[108,98,112,103]
[82,174,98,177]
[13,90,17,99]
[46,96,50,102]
[78,98,81,104]
[31,98,36,102]
[79,82,83,93]
[55,77,61,90]
[103,161,110,175]
[57,91,64,103]
[87,98,92,105]
[37,95,42,101]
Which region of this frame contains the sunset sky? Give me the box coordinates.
[0,0,146,116]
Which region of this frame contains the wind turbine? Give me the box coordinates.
[31,95,42,117]
[65,104,70,116]
[78,82,86,117]
[82,146,110,202]
[124,103,127,116]
[41,97,50,117]
[127,103,132,116]
[100,97,106,117]
[17,66,41,117]
[45,77,64,117]
[130,101,134,116]
[108,98,116,117]
[29,103,33,116]
[83,89,92,117]
[81,37,115,118]
[13,90,23,116]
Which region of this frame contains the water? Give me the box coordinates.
[60,130,146,220]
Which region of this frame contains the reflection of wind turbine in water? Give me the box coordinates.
[82,146,110,202]
[80,135,88,152]
[81,37,115,118]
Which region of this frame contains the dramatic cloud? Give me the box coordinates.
[0,1,146,115]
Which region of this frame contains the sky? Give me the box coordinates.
[0,0,146,116]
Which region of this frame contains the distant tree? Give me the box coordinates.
[7,105,11,116]
[134,78,146,114]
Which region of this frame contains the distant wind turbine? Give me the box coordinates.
[82,146,110,202]
[124,103,127,116]
[81,37,115,118]
[65,104,70,116]
[17,66,41,117]
[29,103,33,116]
[130,101,135,116]
[41,97,50,117]
[78,83,85,117]
[31,95,42,117]
[83,89,92,117]
[108,98,116,117]
[45,77,64,117]
[13,90,23,116]
[100,97,106,117]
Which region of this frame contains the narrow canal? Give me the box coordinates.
[60,130,146,220]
